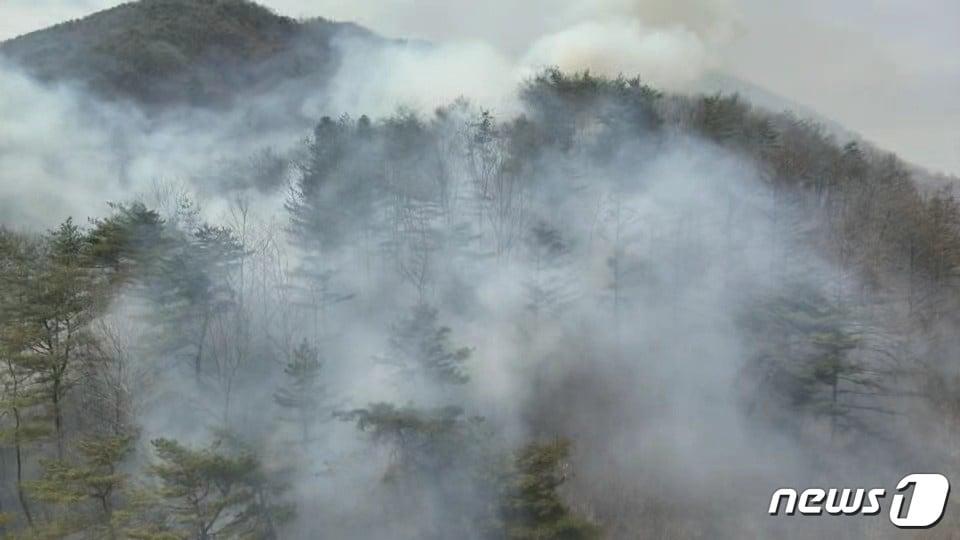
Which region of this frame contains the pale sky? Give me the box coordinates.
[1,0,957,176]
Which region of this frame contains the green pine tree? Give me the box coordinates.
[491,439,599,540]
[15,219,107,459]
[149,436,292,540]
[28,435,133,539]
[274,340,325,446]
[386,304,472,386]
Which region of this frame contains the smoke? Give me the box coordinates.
[0,50,331,229]
[523,19,710,88]
[321,36,518,118]
[299,0,959,175]
[0,62,123,226]
[313,0,734,92]
[0,0,737,228]
[6,0,958,174]
[0,3,953,539]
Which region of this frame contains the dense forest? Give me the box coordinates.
[2,6,960,538]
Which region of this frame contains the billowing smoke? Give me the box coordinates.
[0,0,734,230]
[0,2,955,539]
[0,58,301,228]
[523,20,710,88]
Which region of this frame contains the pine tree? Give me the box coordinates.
[284,117,359,341]
[0,228,50,527]
[0,360,47,529]
[87,202,170,285]
[523,221,577,323]
[598,196,646,352]
[337,402,492,537]
[697,93,748,145]
[490,439,599,540]
[274,340,325,445]
[338,403,479,475]
[385,304,471,386]
[149,436,292,540]
[740,284,891,439]
[28,435,132,539]
[12,219,105,459]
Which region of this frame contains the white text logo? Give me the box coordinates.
[769,474,949,529]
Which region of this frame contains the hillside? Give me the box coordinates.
[3,3,960,539]
[0,0,377,107]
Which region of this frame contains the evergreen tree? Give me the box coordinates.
[149,436,292,540]
[87,202,171,286]
[489,439,599,540]
[697,93,748,144]
[274,340,325,446]
[90,203,245,379]
[13,219,106,459]
[28,435,132,539]
[338,403,491,537]
[740,284,892,439]
[180,223,245,378]
[0,229,50,527]
[338,403,479,475]
[523,221,577,322]
[0,358,47,530]
[385,304,471,386]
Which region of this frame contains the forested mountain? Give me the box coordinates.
[0,0,378,107]
[1,2,960,539]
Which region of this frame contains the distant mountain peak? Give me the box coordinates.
[0,0,376,108]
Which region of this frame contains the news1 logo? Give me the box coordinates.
[769,474,950,529]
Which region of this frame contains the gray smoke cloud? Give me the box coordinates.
[0,2,955,538]
[4,0,956,173]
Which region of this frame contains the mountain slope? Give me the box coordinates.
[0,0,377,107]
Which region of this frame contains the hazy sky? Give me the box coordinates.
[1,0,957,175]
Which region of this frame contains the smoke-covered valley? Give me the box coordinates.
[1,1,959,539]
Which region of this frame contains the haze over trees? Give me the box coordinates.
[1,2,960,539]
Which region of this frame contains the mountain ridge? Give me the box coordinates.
[2,0,956,187]
[0,0,378,107]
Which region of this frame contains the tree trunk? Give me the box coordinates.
[13,407,33,527]
[52,379,64,460]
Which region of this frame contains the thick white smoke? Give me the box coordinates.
[314,0,735,99]
[0,2,955,538]
[523,19,710,88]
